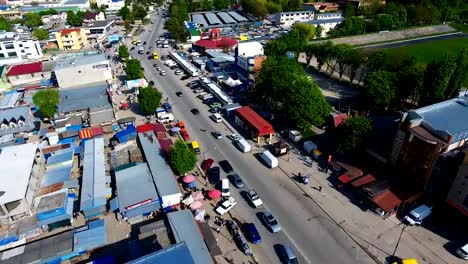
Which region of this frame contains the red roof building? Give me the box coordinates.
[59,28,81,35]
[7,62,42,77]
[235,106,274,144]
[194,28,238,50]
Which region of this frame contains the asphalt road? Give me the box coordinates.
[358,32,468,51]
[129,12,376,264]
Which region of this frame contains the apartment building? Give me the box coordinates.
[96,0,124,12]
[235,41,266,77]
[0,31,43,66]
[54,28,89,50]
[274,10,315,27]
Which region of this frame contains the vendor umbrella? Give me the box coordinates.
[192,191,204,201]
[181,195,194,205]
[183,174,195,183]
[170,127,181,133]
[207,189,221,199]
[190,200,203,210]
[187,181,197,188]
[194,209,206,221]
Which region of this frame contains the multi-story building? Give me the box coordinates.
[54,28,89,50]
[83,20,115,43]
[274,10,315,27]
[234,41,266,79]
[0,31,43,66]
[96,0,125,12]
[302,2,340,12]
[389,95,468,206]
[0,10,21,21]
[446,146,468,216]
[308,12,344,37]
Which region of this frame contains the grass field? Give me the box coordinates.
[382,37,468,65]
[449,23,468,33]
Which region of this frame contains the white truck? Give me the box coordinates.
[247,189,263,208]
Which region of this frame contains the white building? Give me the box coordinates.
[96,0,125,12]
[235,41,264,74]
[53,54,113,88]
[274,10,314,27]
[84,20,115,42]
[308,13,344,37]
[0,31,43,66]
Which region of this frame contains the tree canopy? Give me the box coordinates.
[0,17,10,31]
[125,59,144,80]
[169,140,198,175]
[67,11,85,26]
[137,86,162,115]
[118,45,130,60]
[33,28,49,40]
[291,23,316,41]
[336,116,373,153]
[364,70,398,112]
[24,13,42,27]
[118,6,132,21]
[33,89,59,118]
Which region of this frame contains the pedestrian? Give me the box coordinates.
[216,227,220,233]
[318,186,322,192]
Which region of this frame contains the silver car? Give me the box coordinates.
[261,212,281,233]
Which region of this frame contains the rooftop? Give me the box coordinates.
[0,106,34,137]
[235,106,275,136]
[59,28,81,35]
[408,95,468,143]
[0,92,21,109]
[57,82,111,113]
[6,62,42,77]
[114,162,159,210]
[138,131,181,198]
[167,210,214,264]
[0,143,37,205]
[126,242,193,264]
[84,20,114,29]
[53,54,108,71]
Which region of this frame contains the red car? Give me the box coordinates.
[201,158,214,171]
[180,129,190,141]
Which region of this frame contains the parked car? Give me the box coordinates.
[219,160,233,173]
[180,129,190,141]
[201,158,214,171]
[212,131,222,140]
[160,70,166,76]
[457,243,468,259]
[243,223,262,244]
[404,205,432,226]
[230,174,244,188]
[215,197,237,215]
[176,91,183,97]
[261,212,281,233]
[162,102,172,112]
[210,102,221,109]
[227,133,241,141]
[194,88,204,94]
[280,245,299,264]
[191,108,199,115]
[175,69,184,75]
[207,167,220,184]
[247,189,263,207]
[181,75,190,80]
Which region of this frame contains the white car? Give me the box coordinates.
[247,189,263,208]
[160,70,166,76]
[175,70,184,75]
[227,133,241,141]
[215,197,237,215]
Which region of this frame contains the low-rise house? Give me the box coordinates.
[83,11,106,22]
[54,28,89,50]
[5,62,49,86]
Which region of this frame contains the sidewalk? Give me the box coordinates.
[274,141,464,264]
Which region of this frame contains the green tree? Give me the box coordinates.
[66,11,84,26]
[33,89,59,118]
[266,1,282,13]
[125,59,144,80]
[213,0,229,10]
[0,17,11,31]
[291,23,316,41]
[420,54,457,105]
[137,86,162,115]
[336,116,373,153]
[446,49,468,99]
[344,49,364,87]
[335,16,366,36]
[304,44,318,67]
[331,44,353,79]
[118,45,130,60]
[169,140,198,175]
[33,28,49,40]
[315,25,323,38]
[375,14,394,29]
[201,0,213,10]
[133,4,148,21]
[38,8,58,16]
[364,70,398,112]
[24,13,42,27]
[343,3,356,18]
[118,6,132,21]
[314,41,334,72]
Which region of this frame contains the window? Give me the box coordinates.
[7,52,16,57]
[0,53,4,58]
[4,43,14,49]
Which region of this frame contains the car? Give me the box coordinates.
[207,167,220,184]
[280,245,299,264]
[175,70,184,75]
[146,51,150,55]
[230,174,244,188]
[188,81,198,87]
[157,67,162,71]
[215,197,237,215]
[191,108,199,115]
[159,37,165,41]
[130,47,135,50]
[212,131,222,140]
[194,88,204,94]
[162,102,172,112]
[219,160,233,173]
[157,44,163,48]
[160,70,166,76]
[201,158,214,171]
[180,129,190,141]
[209,102,221,109]
[261,212,281,233]
[176,92,183,97]
[143,41,147,45]
[247,189,263,207]
[181,75,190,80]
[243,223,262,244]
[149,81,155,86]
[227,133,241,141]
[153,64,158,67]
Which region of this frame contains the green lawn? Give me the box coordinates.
[449,23,468,33]
[382,37,468,65]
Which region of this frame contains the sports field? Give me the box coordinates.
[382,37,468,65]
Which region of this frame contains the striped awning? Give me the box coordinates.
[79,128,93,139]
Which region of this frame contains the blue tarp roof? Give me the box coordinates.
[73,219,106,253]
[126,242,193,264]
[116,124,136,138]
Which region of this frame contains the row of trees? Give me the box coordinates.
[165,0,190,42]
[125,59,144,80]
[240,0,303,18]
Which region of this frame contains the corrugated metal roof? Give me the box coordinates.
[41,165,73,187]
[0,106,34,137]
[114,162,159,211]
[351,174,377,188]
[46,149,74,167]
[73,219,107,252]
[205,12,222,25]
[57,82,111,113]
[0,92,21,109]
[126,242,193,264]
[80,138,108,214]
[138,132,181,199]
[191,13,207,27]
[167,210,213,264]
[218,12,235,24]
[228,11,248,22]
[235,106,274,136]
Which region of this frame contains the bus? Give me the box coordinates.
[153,51,159,60]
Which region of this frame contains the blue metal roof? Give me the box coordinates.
[308,18,344,25]
[410,95,468,143]
[73,219,106,252]
[47,150,74,167]
[41,165,73,187]
[126,242,193,264]
[167,210,213,264]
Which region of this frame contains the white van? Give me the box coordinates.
[259,150,278,168]
[221,179,230,197]
[404,205,432,225]
[456,243,468,259]
[211,113,222,123]
[236,138,251,153]
[157,113,174,123]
